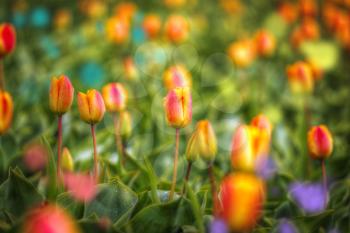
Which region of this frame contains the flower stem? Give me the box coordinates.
[90,124,98,182]
[57,115,63,181]
[321,159,328,208]
[208,163,218,216]
[303,97,312,177]
[0,61,5,90]
[169,128,180,201]
[113,112,125,168]
[182,161,193,195]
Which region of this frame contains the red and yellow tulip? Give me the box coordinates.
[163,64,192,91]
[102,83,127,112]
[105,16,129,44]
[0,90,13,135]
[61,147,74,172]
[49,75,74,115]
[286,61,314,94]
[165,15,189,43]
[143,14,162,39]
[307,125,333,160]
[0,23,16,58]
[254,29,276,57]
[227,39,256,68]
[77,89,105,124]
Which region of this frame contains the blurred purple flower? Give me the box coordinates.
[256,156,277,180]
[276,219,299,233]
[328,229,341,233]
[210,218,228,233]
[289,182,327,214]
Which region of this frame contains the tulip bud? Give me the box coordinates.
[286,61,314,94]
[22,204,81,233]
[186,120,217,162]
[49,75,74,115]
[102,83,127,112]
[0,90,13,135]
[230,125,254,171]
[250,114,272,159]
[61,147,74,172]
[143,14,162,39]
[123,57,139,80]
[0,23,16,58]
[307,125,333,160]
[118,111,132,139]
[165,15,189,43]
[227,39,256,68]
[164,87,192,128]
[163,64,192,91]
[219,173,265,232]
[254,30,276,57]
[77,89,105,124]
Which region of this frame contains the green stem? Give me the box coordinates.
[322,160,328,209]
[57,115,63,181]
[113,112,125,169]
[186,183,205,233]
[182,161,192,195]
[90,124,98,182]
[208,163,218,216]
[169,128,180,201]
[0,61,5,91]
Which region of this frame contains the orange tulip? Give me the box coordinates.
[254,30,276,57]
[164,87,192,128]
[219,173,265,232]
[227,39,256,68]
[0,90,13,135]
[77,89,105,124]
[123,57,139,80]
[102,83,127,112]
[143,14,162,39]
[286,61,314,94]
[299,0,317,18]
[165,15,189,43]
[0,23,16,58]
[278,2,298,24]
[105,16,129,44]
[307,125,333,160]
[114,2,137,22]
[49,75,74,115]
[163,64,192,91]
[186,120,217,162]
[164,0,186,8]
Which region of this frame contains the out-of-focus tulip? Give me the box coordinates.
[164,0,186,8]
[219,0,244,15]
[299,0,317,18]
[165,15,189,43]
[23,143,48,172]
[61,147,74,172]
[64,172,97,202]
[22,204,81,233]
[219,173,265,232]
[250,114,273,137]
[143,14,162,39]
[54,9,72,30]
[0,23,16,58]
[0,90,13,135]
[163,64,192,91]
[286,61,314,94]
[231,125,254,170]
[123,57,139,80]
[114,2,137,22]
[79,0,106,19]
[307,125,333,160]
[254,30,276,57]
[291,18,320,47]
[227,39,256,68]
[102,83,127,112]
[186,120,217,162]
[49,75,74,115]
[118,110,132,139]
[307,60,324,81]
[77,89,105,124]
[278,2,298,24]
[105,16,129,44]
[164,87,192,128]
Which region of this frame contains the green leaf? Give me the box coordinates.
[0,168,43,218]
[57,192,84,219]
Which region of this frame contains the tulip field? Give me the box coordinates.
[1,0,350,233]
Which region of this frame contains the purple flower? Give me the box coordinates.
[256,156,277,180]
[289,182,327,214]
[276,219,299,233]
[210,218,228,233]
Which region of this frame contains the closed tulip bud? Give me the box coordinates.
[307,125,333,160]
[231,125,254,171]
[77,89,105,124]
[49,75,74,115]
[286,61,314,94]
[102,83,127,112]
[61,147,74,172]
[227,39,256,68]
[186,120,217,162]
[118,111,132,139]
[0,90,13,135]
[22,204,81,233]
[143,14,162,39]
[250,114,272,137]
[250,114,272,158]
[254,30,276,57]
[219,173,265,232]
[165,15,189,43]
[123,57,139,80]
[0,23,16,58]
[163,65,192,91]
[164,87,192,129]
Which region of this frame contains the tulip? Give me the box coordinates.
[164,87,192,129]
[54,9,72,30]
[219,173,265,232]
[143,14,162,39]
[118,110,132,139]
[0,90,13,135]
[123,57,139,80]
[77,89,105,181]
[278,2,298,24]
[114,2,137,22]
[254,30,276,57]
[227,39,256,68]
[113,110,132,167]
[105,16,129,44]
[23,143,48,172]
[163,65,192,91]
[250,114,272,157]
[299,0,317,18]
[49,75,74,115]
[286,61,314,94]
[165,15,189,43]
[0,23,16,58]
[22,204,81,233]
[64,172,97,202]
[61,147,74,172]
[102,83,127,113]
[164,0,186,8]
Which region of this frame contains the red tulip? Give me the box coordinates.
[307,125,333,160]
[0,23,16,58]
[49,75,74,115]
[0,90,13,135]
